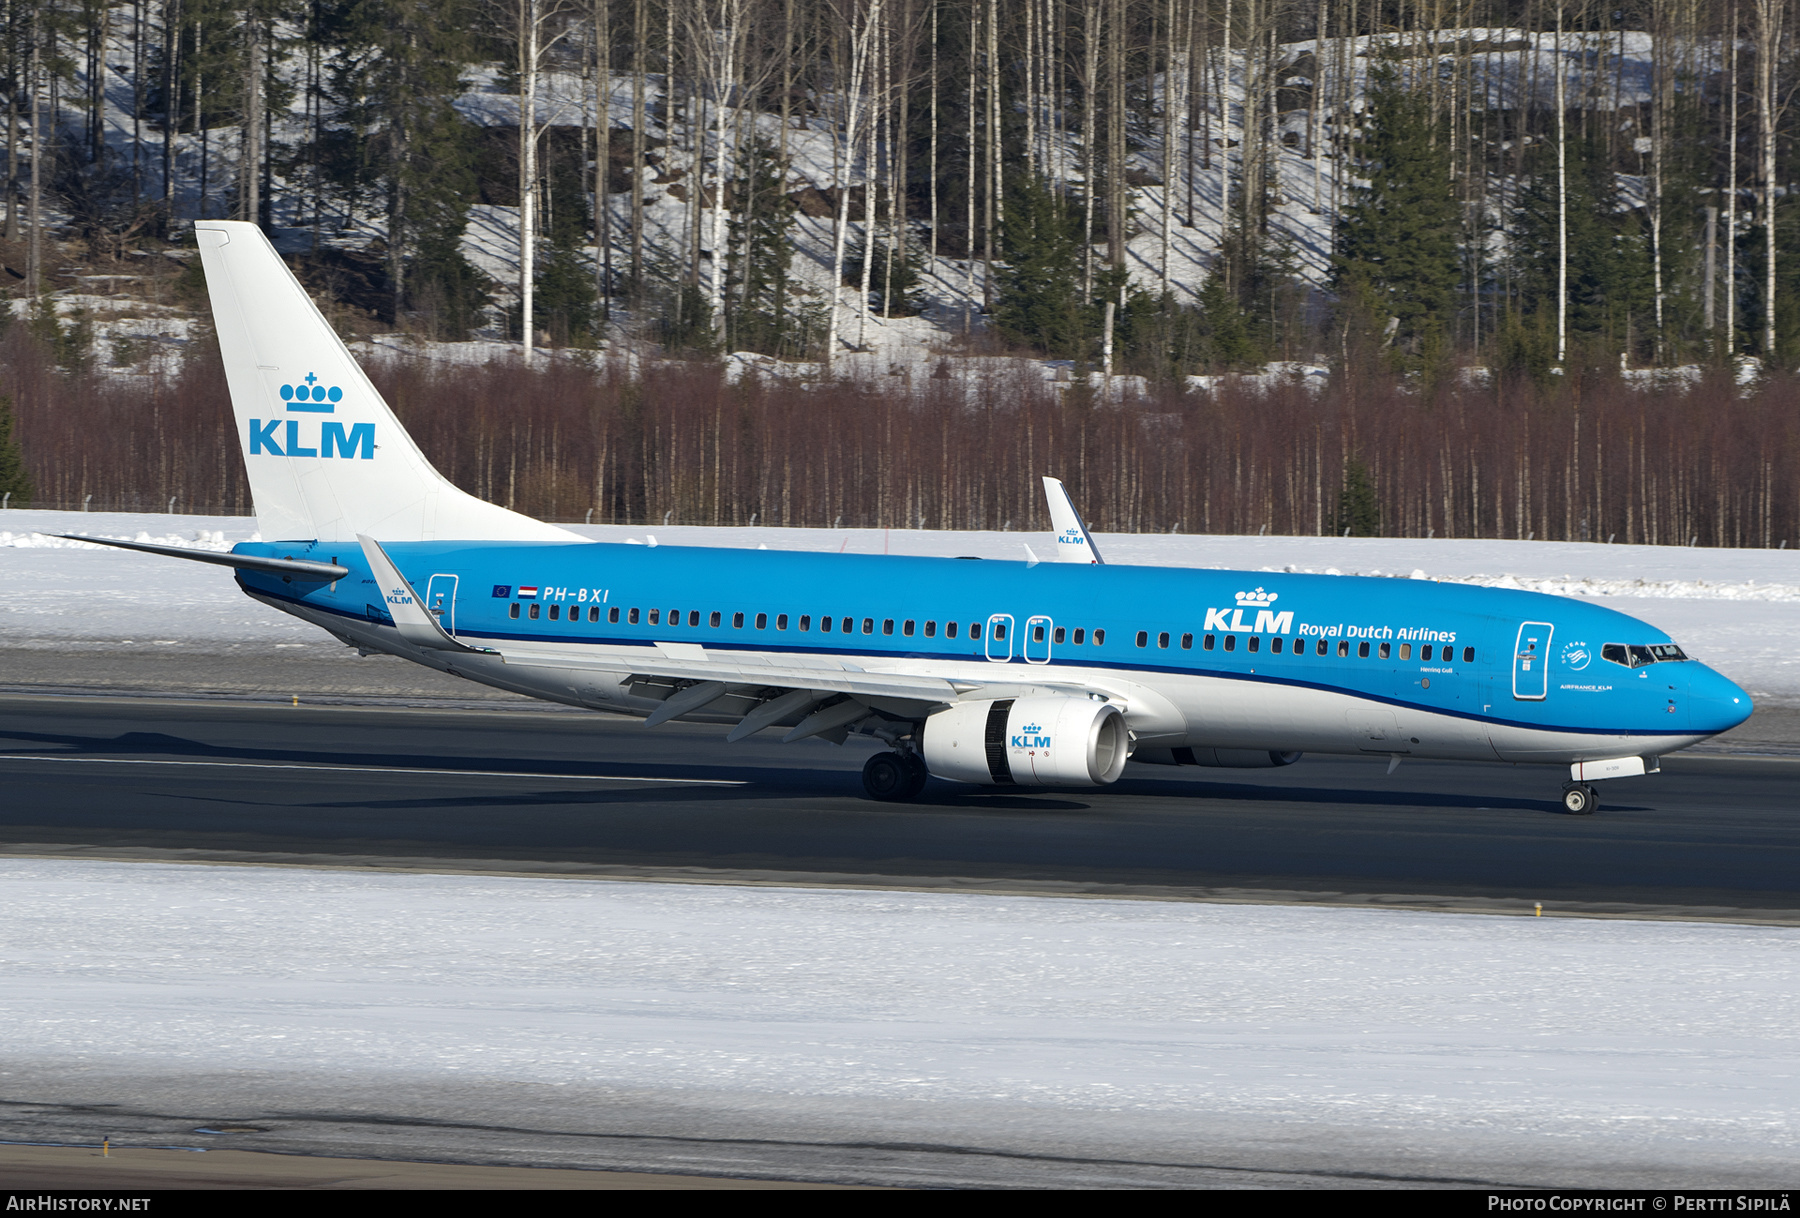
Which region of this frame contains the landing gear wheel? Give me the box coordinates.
[1562,783,1599,815]
[863,752,917,802]
[900,752,929,800]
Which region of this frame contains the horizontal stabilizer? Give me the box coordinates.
[60,534,348,580]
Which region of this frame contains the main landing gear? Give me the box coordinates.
[863,751,929,802]
[1562,783,1599,815]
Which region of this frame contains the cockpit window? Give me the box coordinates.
[1602,642,1689,668]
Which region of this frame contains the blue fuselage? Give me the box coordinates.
[234,539,1752,755]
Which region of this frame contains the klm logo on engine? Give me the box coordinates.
[250,372,374,459]
[1011,722,1052,749]
[1203,587,1294,634]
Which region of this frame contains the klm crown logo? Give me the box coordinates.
[250,371,374,460]
[281,372,342,413]
[1235,587,1278,607]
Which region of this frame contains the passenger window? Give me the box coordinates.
[1422,644,1433,661]
[1093,629,1104,646]
[820,615,832,632]
[843,617,855,633]
[971,622,982,640]
[529,604,540,619]
[904,620,915,636]
[755,613,766,629]
[1357,641,1369,658]
[690,610,701,627]
[1463,646,1474,663]
[732,612,744,628]
[925,621,936,637]
[1034,624,1047,643]
[1136,631,1148,648]
[863,618,875,634]
[711,611,723,628]
[1316,639,1327,656]
[1399,643,1410,659]
[1248,636,1260,653]
[993,622,1005,640]
[1180,632,1192,649]
[947,621,959,638]
[608,607,619,623]
[1336,640,1348,657]
[590,606,601,622]
[883,619,894,635]
[1224,635,1236,652]
[1073,628,1084,645]
[798,615,809,630]
[549,604,560,620]
[648,608,660,625]
[510,603,520,619]
[1157,631,1169,648]
[1203,634,1215,651]
[776,614,787,630]
[1054,626,1065,644]
[1378,642,1389,659]
[1272,637,1284,654]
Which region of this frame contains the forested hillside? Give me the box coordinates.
[5,1,1800,545]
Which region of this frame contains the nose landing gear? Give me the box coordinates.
[1561,783,1599,815]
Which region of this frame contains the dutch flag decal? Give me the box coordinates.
[518,586,539,599]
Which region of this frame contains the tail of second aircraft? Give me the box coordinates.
[195,220,577,544]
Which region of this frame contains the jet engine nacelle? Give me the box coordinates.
[1133,747,1303,768]
[921,696,1129,787]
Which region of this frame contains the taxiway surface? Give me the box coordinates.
[3,692,1796,920]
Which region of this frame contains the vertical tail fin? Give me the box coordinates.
[1041,476,1104,564]
[195,220,577,544]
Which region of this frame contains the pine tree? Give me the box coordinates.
[1334,456,1380,537]
[1332,66,1461,358]
[992,175,1090,358]
[1508,136,1650,362]
[723,139,820,358]
[0,393,31,505]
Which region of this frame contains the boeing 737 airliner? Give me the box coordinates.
[77,221,1752,813]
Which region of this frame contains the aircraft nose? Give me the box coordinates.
[1687,665,1753,735]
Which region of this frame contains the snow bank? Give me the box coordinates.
[4,860,1797,1155]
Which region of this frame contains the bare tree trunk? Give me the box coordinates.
[25,7,39,296]
[163,0,179,222]
[1082,0,1097,298]
[1755,0,1783,360]
[595,0,611,317]
[824,0,880,372]
[242,14,263,227]
[629,0,645,298]
[1727,0,1740,351]
[1555,2,1567,367]
[521,0,540,364]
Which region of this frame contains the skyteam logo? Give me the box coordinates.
[1204,587,1294,634]
[1011,722,1052,749]
[250,371,374,459]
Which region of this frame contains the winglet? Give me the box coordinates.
[356,534,493,654]
[1041,476,1104,564]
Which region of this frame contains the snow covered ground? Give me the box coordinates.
[3,859,1797,1183]
[5,509,1799,704]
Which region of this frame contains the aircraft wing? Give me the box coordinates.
[499,643,966,704]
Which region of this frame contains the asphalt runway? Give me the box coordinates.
[7,690,1800,1188]
[4,692,1798,920]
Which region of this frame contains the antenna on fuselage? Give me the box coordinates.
[1041,476,1105,565]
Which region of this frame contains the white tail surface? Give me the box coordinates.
[195,220,578,544]
[1041,476,1104,564]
